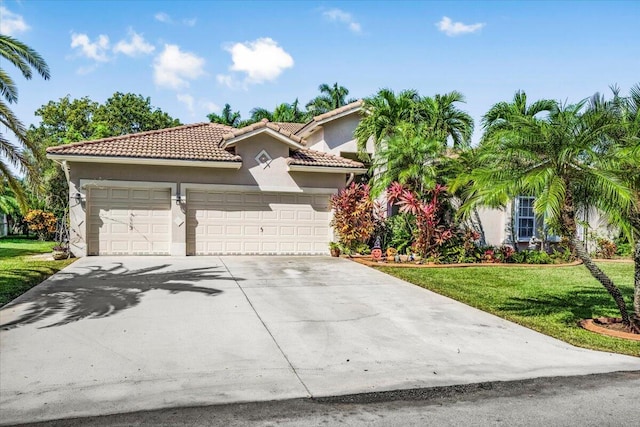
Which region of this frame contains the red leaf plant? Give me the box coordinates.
[387,183,455,259]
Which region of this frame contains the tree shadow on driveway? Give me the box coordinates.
[0,263,240,330]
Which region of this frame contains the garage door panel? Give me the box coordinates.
[88,187,170,256]
[187,190,331,255]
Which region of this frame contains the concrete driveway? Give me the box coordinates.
[1,257,638,424]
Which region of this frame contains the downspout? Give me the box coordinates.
[345,173,355,187]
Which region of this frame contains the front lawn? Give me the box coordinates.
[0,237,76,306]
[379,263,640,357]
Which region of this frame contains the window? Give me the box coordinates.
[516,196,536,241]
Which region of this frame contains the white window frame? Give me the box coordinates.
[515,196,537,242]
[515,196,562,243]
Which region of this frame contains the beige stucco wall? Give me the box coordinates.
[308,113,373,156]
[66,133,348,257]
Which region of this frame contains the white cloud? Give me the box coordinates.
[153,44,206,89]
[222,38,293,85]
[177,93,195,113]
[322,8,361,34]
[183,18,197,27]
[200,100,219,113]
[113,30,155,56]
[154,12,172,23]
[70,33,110,62]
[177,94,219,116]
[155,12,196,27]
[0,6,29,35]
[436,16,485,36]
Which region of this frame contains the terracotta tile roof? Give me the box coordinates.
[295,100,363,136]
[273,122,306,134]
[46,123,242,162]
[222,119,306,145]
[288,149,366,169]
[312,100,363,122]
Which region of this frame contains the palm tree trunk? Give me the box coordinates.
[634,239,640,327]
[562,187,635,330]
[572,235,633,328]
[472,207,487,246]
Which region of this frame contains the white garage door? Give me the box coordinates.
[87,187,171,255]
[186,190,332,255]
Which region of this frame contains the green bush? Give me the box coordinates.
[385,214,415,255]
[613,238,633,257]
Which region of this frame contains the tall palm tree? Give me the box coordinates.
[370,122,445,197]
[306,82,355,115]
[0,35,50,209]
[418,91,474,148]
[207,103,242,127]
[467,97,637,330]
[482,90,556,140]
[354,88,421,156]
[250,99,310,123]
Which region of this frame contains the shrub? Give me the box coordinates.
[330,183,376,251]
[385,213,415,255]
[23,210,57,241]
[595,237,617,259]
[386,182,455,259]
[614,238,633,257]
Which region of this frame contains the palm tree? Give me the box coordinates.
[250,99,310,123]
[354,88,421,156]
[418,91,474,148]
[482,90,556,140]
[0,35,50,209]
[306,82,356,115]
[466,97,637,331]
[207,103,242,127]
[614,84,640,325]
[370,122,446,197]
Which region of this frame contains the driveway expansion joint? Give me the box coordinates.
[218,257,313,398]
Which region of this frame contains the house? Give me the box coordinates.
[477,199,613,250]
[47,99,611,258]
[46,101,367,257]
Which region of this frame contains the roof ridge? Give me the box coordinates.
[294,99,363,136]
[45,122,216,152]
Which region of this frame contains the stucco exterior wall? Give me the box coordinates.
[66,134,348,257]
[308,113,373,156]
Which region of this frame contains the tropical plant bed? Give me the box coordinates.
[375,263,640,356]
[349,256,582,269]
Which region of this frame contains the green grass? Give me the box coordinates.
[0,237,76,306]
[378,263,640,357]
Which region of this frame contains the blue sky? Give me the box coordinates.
[2,0,640,145]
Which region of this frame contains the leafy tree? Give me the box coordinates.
[0,34,50,209]
[93,92,180,135]
[28,93,181,217]
[306,82,356,115]
[466,95,638,331]
[207,103,242,127]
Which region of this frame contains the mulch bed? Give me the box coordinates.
[348,256,583,269]
[578,318,640,342]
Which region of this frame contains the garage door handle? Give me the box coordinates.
[260,227,263,232]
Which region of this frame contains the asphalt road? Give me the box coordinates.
[21,371,640,427]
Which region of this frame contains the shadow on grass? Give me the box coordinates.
[0,263,240,330]
[0,247,48,258]
[499,287,630,322]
